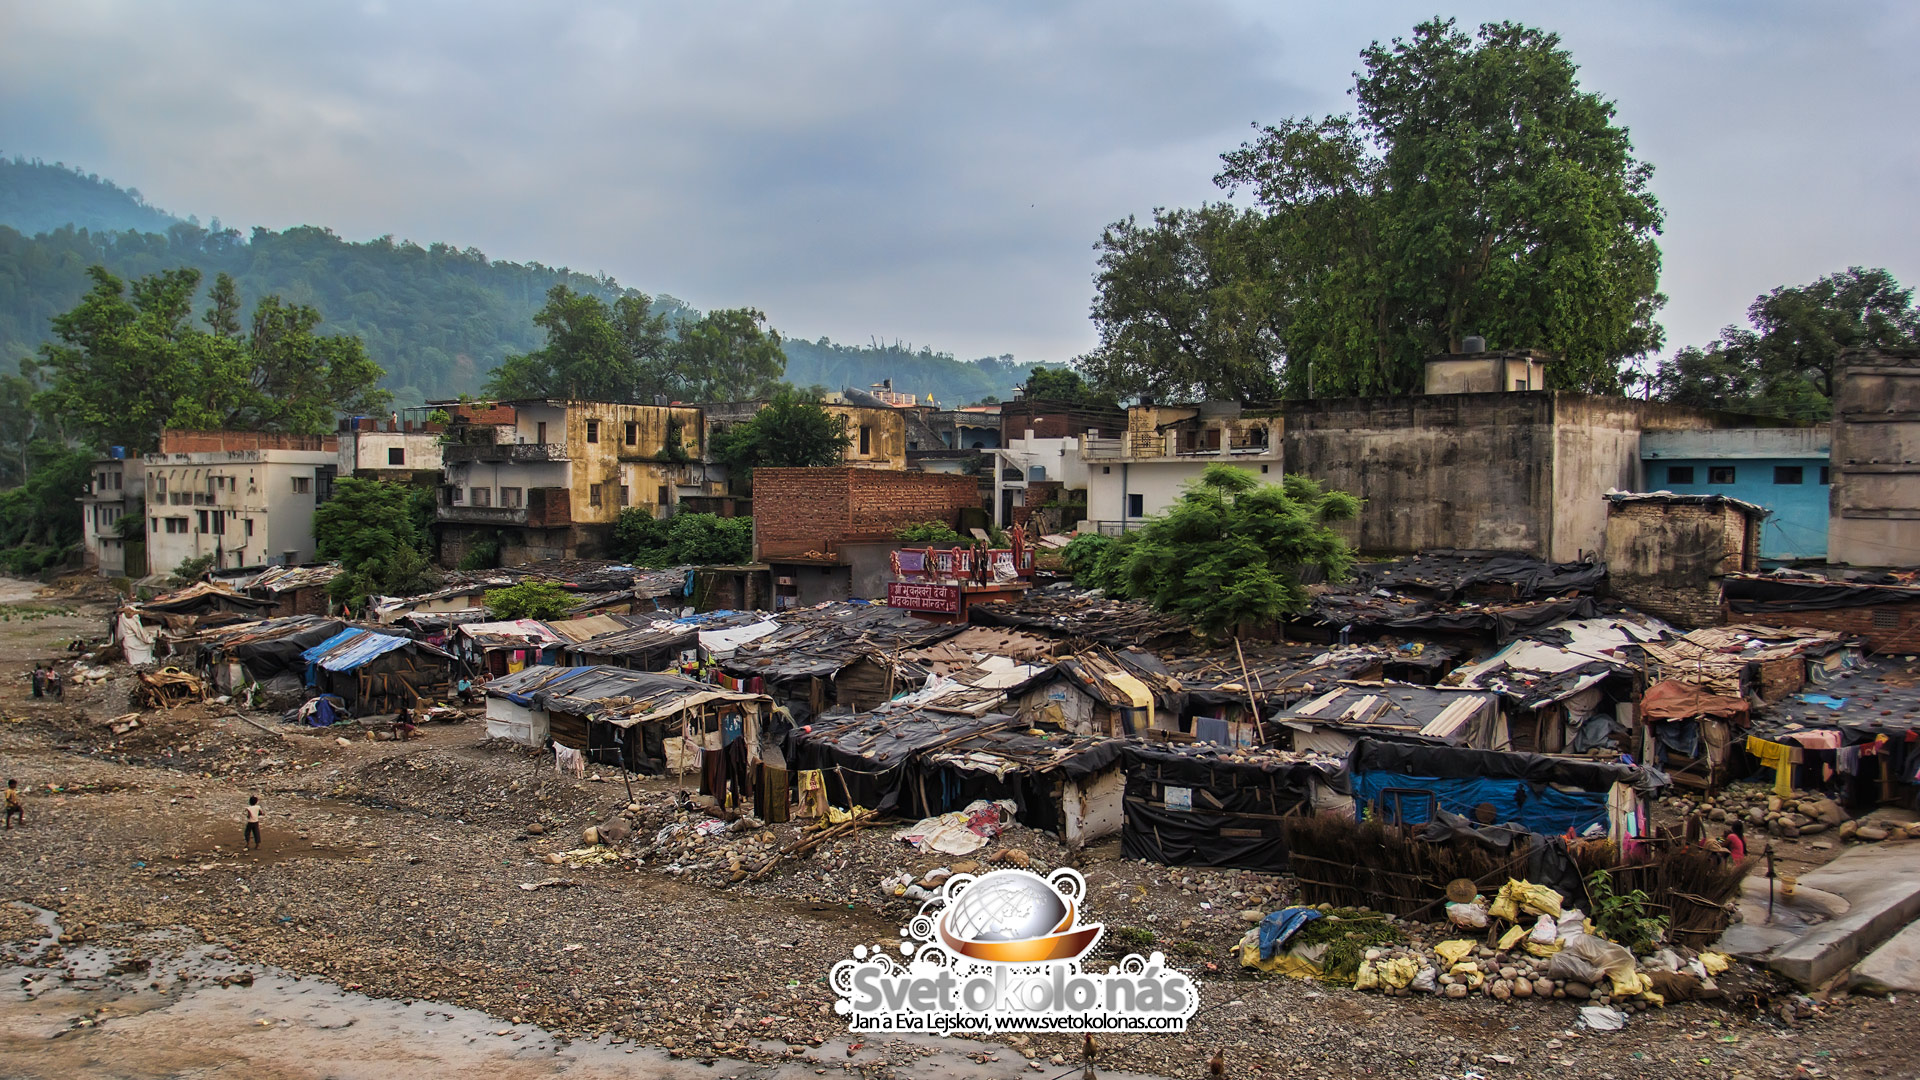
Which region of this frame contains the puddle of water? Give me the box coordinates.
[0,933,1172,1080]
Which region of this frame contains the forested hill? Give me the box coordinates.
[0,157,180,236]
[0,160,1044,408]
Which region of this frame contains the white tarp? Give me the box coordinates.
[1454,617,1672,703]
[698,619,780,660]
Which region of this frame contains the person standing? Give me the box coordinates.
[243,795,262,850]
[47,669,61,700]
[29,667,42,698]
[4,779,23,829]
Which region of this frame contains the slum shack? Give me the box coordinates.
[911,728,1126,847]
[1739,647,1920,807]
[1343,738,1655,841]
[301,628,455,716]
[482,664,601,746]
[1011,647,1183,738]
[1305,551,1606,646]
[116,582,277,665]
[535,667,772,784]
[785,707,1015,814]
[1451,616,1665,754]
[191,615,348,697]
[1273,682,1506,756]
[720,603,962,717]
[1118,743,1331,874]
[449,618,565,677]
[967,586,1189,649]
[1160,644,1392,745]
[565,617,703,672]
[241,564,343,617]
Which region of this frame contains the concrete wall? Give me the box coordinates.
[1550,395,1649,563]
[826,404,908,468]
[1604,500,1758,628]
[1423,352,1550,395]
[1083,458,1280,527]
[1831,349,1920,568]
[79,458,142,576]
[144,444,337,571]
[342,430,443,478]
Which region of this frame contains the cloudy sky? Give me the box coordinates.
[3,1,1916,366]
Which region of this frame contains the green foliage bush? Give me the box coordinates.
[894,520,965,544]
[613,511,751,568]
[314,478,437,605]
[483,582,576,621]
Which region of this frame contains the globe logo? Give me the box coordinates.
[937,869,1102,964]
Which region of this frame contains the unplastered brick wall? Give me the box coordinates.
[847,469,978,538]
[159,430,337,454]
[1732,600,1920,654]
[752,467,978,559]
[1604,500,1756,629]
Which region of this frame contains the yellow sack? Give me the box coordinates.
[1640,990,1666,1008]
[1377,956,1419,989]
[1434,939,1476,967]
[1523,939,1564,958]
[1609,970,1652,998]
[1450,963,1485,989]
[1490,879,1564,920]
[1497,924,1530,952]
[826,803,869,824]
[1698,952,1731,975]
[1488,891,1518,922]
[1353,960,1380,990]
[1236,934,1327,980]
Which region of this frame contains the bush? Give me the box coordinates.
[483,582,575,621]
[895,520,965,544]
[612,510,751,567]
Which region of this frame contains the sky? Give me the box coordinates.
[3,1,1917,367]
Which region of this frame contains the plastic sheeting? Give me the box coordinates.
[1117,744,1324,873]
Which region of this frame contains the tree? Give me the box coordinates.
[1065,464,1358,639]
[34,265,390,452]
[1081,18,1664,402]
[612,510,752,567]
[482,284,674,402]
[710,389,852,474]
[314,478,438,604]
[1654,268,1920,420]
[484,582,576,621]
[669,307,786,401]
[1019,365,1114,406]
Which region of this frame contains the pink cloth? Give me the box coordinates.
[1779,730,1842,750]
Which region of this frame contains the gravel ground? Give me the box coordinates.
[0,595,1915,1079]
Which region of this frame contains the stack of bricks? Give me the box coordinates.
[158,430,337,454]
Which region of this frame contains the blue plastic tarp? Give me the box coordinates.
[1350,771,1609,837]
[302,628,419,673]
[1258,906,1324,960]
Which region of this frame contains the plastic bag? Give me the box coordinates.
[1497,924,1529,951]
[1377,956,1419,988]
[1446,902,1490,929]
[1698,951,1732,975]
[1529,913,1558,944]
[1410,966,1438,994]
[1548,933,1637,992]
[1449,962,1484,989]
[1488,878,1563,921]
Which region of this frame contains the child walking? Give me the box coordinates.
[244,795,262,850]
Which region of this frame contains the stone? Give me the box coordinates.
[1710,808,1728,822]
[1564,981,1591,1000]
[1800,822,1829,835]
[1781,825,1802,839]
[525,823,545,835]
[1840,820,1860,840]
[1857,826,1890,842]
[1239,910,1264,924]
[1499,966,1518,981]
[582,826,600,845]
[1768,796,1784,813]
[1489,979,1511,1001]
[1750,808,1768,825]
[1533,978,1553,998]
[1445,983,1468,998]
[1512,977,1533,998]
[1804,798,1848,827]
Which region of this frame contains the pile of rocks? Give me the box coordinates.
[1670,787,1914,842]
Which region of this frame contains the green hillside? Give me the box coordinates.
[0,158,1045,409]
[0,156,180,236]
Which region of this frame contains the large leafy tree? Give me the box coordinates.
[1082,18,1664,401]
[612,510,752,567]
[1654,268,1920,420]
[711,389,853,474]
[35,266,389,452]
[482,284,675,402]
[669,307,786,402]
[1020,364,1116,406]
[313,478,437,604]
[1064,465,1358,639]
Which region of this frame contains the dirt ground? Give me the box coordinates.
[0,589,1916,1080]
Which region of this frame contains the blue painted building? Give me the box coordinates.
[1639,428,1829,563]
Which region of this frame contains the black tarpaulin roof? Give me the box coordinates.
[1348,738,1657,795]
[785,707,1016,812]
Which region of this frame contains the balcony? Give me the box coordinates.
[439,505,529,526]
[442,442,570,464]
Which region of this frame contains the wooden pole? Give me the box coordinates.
[1234,637,1268,746]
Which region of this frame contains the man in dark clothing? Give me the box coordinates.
[5,779,23,829]
[244,796,262,850]
[29,668,42,698]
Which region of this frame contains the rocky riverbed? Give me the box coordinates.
[0,596,1915,1078]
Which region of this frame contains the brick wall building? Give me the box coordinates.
[753,467,980,560]
[1603,493,1763,628]
[1724,575,1920,653]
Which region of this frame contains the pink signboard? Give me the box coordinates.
[887,581,962,614]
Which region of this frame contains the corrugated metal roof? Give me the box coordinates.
[302,627,449,672]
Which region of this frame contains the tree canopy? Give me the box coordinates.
[1653,267,1920,420]
[1080,18,1664,402]
[612,510,753,567]
[34,266,388,453]
[710,389,853,475]
[313,478,438,604]
[484,582,576,621]
[1063,465,1358,639]
[1019,364,1115,406]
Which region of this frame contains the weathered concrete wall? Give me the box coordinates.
[1550,395,1648,562]
[1604,501,1755,628]
[1283,393,1556,556]
[1831,349,1920,568]
[1422,352,1549,395]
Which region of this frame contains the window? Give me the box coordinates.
[210,511,224,536]
[536,421,548,443]
[1774,465,1804,485]
[165,517,188,534]
[586,420,600,444]
[859,426,871,455]
[291,475,312,494]
[1513,379,1526,391]
[1127,493,1145,517]
[1874,609,1901,629]
[448,486,464,504]
[155,476,167,496]
[499,487,523,508]
[619,485,630,508]
[1820,466,1831,485]
[470,487,491,507]
[388,447,406,466]
[245,518,254,538]
[589,483,603,508]
[1708,466,1736,484]
[625,421,638,445]
[657,485,669,505]
[1102,466,1111,475]
[1666,466,1695,485]
[196,510,209,533]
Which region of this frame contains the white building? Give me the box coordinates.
[143,431,339,574]
[987,432,1094,527]
[1078,404,1284,534]
[78,454,145,577]
[338,415,445,479]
